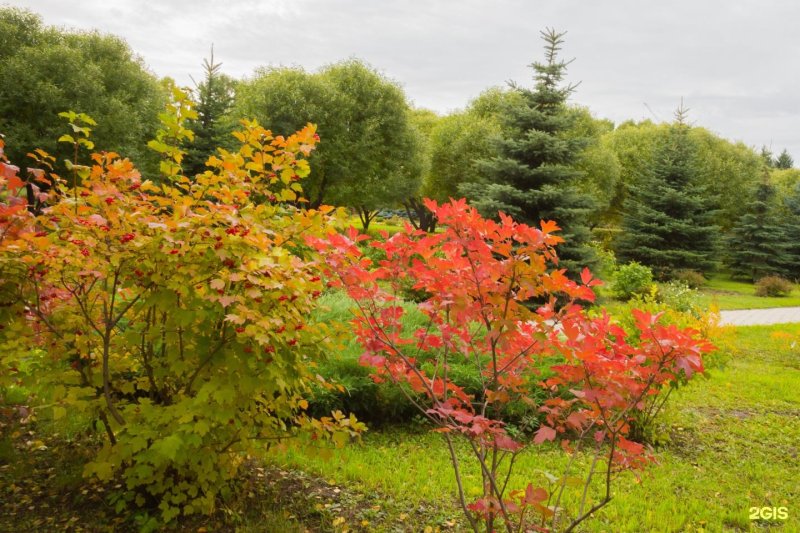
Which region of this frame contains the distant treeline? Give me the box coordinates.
[3,7,799,281]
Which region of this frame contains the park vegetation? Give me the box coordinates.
[0,6,798,532]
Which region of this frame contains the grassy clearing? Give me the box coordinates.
[270,324,800,532]
[697,275,800,310]
[3,291,799,531]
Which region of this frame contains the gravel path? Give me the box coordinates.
[719,306,800,326]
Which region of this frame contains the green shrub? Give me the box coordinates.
[588,241,617,280]
[307,357,420,426]
[657,280,702,315]
[674,269,706,288]
[755,275,793,297]
[611,261,654,300]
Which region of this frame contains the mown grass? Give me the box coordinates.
[697,275,800,310]
[270,323,800,532]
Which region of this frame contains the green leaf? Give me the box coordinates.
[58,134,75,144]
[151,434,183,461]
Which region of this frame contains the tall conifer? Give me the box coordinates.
[616,106,718,278]
[461,29,595,273]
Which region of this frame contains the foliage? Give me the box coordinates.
[566,106,621,228]
[0,93,364,525]
[603,121,763,232]
[0,7,165,175]
[309,198,713,532]
[234,60,423,226]
[461,29,596,275]
[615,111,718,278]
[424,111,500,202]
[725,177,790,282]
[754,276,793,297]
[0,132,38,399]
[688,127,764,231]
[656,281,703,315]
[775,149,794,170]
[674,270,706,289]
[587,242,617,281]
[183,49,237,177]
[611,261,654,300]
[780,180,800,281]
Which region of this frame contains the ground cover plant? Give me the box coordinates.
[309,199,714,532]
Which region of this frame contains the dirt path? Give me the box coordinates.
[719,306,800,326]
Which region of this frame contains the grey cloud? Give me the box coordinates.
[9,0,800,159]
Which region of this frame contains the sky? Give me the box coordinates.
[8,0,800,160]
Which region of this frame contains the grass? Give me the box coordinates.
[4,286,799,531]
[270,323,800,532]
[697,275,800,310]
[343,215,405,236]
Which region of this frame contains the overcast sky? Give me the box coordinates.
[8,0,800,161]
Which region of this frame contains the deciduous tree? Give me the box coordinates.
[0,7,165,174]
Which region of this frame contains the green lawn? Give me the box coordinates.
[697,275,800,310]
[270,324,800,532]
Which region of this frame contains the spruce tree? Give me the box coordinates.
[775,149,794,169]
[616,107,718,278]
[184,48,236,177]
[782,182,800,281]
[460,29,595,274]
[726,173,790,281]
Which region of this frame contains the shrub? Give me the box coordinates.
[310,198,713,532]
[588,241,617,281]
[675,269,706,288]
[0,92,364,526]
[612,261,654,300]
[657,280,702,315]
[755,275,793,297]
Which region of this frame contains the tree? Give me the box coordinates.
[461,29,596,274]
[616,108,719,278]
[775,148,794,169]
[404,88,518,233]
[0,8,165,174]
[184,48,236,177]
[601,120,663,228]
[233,59,423,224]
[566,106,621,229]
[760,145,776,168]
[725,174,790,281]
[323,61,424,229]
[782,181,800,281]
[603,121,763,233]
[310,198,712,533]
[690,128,764,230]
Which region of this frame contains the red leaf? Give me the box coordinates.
[534,426,557,444]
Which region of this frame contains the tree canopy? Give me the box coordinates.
[233,59,422,225]
[0,7,165,173]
